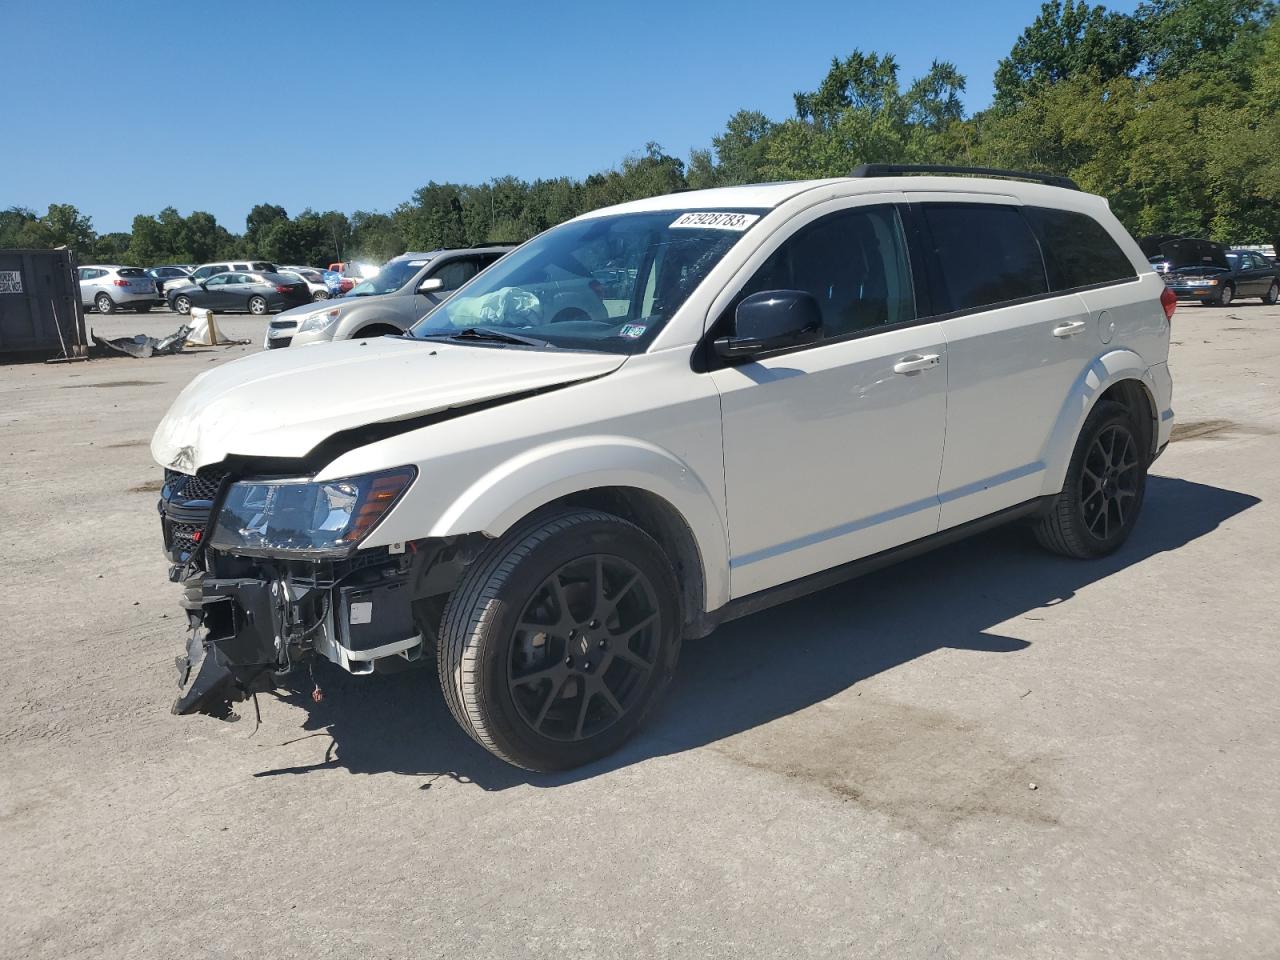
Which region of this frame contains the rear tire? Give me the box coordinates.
[248,296,268,315]
[1263,280,1278,305]
[1035,400,1148,559]
[438,509,681,772]
[312,290,330,301]
[95,293,115,315]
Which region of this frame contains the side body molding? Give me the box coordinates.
[1040,348,1160,496]
[427,436,732,612]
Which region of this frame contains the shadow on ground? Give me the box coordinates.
[252,476,1258,790]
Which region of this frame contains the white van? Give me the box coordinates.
[153,165,1175,771]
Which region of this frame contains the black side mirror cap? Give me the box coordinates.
[714,289,822,362]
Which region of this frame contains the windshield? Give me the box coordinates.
[348,259,424,297]
[409,209,764,352]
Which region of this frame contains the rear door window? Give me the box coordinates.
[117,268,145,278]
[920,204,1048,313]
[1024,207,1136,290]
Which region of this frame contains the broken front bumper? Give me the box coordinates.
[172,559,426,718]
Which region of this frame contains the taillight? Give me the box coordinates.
[274,285,290,294]
[1160,286,1177,321]
[114,278,130,286]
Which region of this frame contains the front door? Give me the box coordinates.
[710,203,948,599]
[201,273,233,309]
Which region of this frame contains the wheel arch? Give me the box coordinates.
[405,437,730,618]
[352,322,403,340]
[1042,351,1160,495]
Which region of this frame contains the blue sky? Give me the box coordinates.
[0,0,1137,234]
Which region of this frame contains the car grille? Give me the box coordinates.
[164,467,227,501]
[166,520,203,558]
[267,336,293,349]
[161,467,230,562]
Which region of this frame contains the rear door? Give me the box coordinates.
[912,197,1095,529]
[1241,253,1270,295]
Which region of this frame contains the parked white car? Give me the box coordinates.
[78,265,158,314]
[153,165,1175,772]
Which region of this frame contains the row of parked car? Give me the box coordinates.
[76,260,375,316]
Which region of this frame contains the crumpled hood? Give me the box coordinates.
[151,337,625,473]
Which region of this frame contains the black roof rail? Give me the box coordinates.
[850,163,1079,191]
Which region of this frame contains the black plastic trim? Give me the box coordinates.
[852,163,1079,191]
[692,497,1051,635]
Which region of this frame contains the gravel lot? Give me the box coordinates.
[2,303,1279,959]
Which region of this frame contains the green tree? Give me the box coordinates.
[688,110,778,188]
[993,1,1139,109]
[244,203,288,254]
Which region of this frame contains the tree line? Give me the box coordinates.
[3,0,1276,267]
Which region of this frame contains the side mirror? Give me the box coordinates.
[714,290,822,362]
[418,277,445,294]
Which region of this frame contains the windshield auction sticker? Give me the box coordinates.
[669,212,760,231]
[0,271,22,294]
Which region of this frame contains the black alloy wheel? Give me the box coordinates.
[507,554,661,743]
[1078,423,1142,542]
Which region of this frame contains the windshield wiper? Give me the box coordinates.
[421,326,550,347]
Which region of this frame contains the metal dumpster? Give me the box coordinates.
[0,249,85,361]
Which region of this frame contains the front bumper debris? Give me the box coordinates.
[172,577,285,716]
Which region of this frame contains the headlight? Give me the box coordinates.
[298,307,342,334]
[209,467,416,557]
[1184,278,1219,287]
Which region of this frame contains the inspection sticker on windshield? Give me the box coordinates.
[620,323,647,339]
[669,212,759,231]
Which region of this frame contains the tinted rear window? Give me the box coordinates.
[921,204,1048,313]
[117,268,145,277]
[1025,207,1136,290]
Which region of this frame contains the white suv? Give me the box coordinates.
[152,165,1175,771]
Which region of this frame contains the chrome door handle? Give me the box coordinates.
[1052,320,1087,338]
[892,353,941,374]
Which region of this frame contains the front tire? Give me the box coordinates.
[248,295,268,315]
[172,295,191,315]
[1035,400,1148,559]
[438,510,682,772]
[1211,282,1235,307]
[95,293,115,315]
[312,290,330,301]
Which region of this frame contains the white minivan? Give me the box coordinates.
[152,165,1175,771]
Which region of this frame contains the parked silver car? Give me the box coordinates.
[265,247,513,348]
[78,265,158,314]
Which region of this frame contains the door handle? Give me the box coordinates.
[892,353,941,374]
[1052,320,1087,338]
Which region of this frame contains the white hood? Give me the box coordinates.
[151,337,625,473]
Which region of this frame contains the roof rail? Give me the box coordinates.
[850,163,1079,191]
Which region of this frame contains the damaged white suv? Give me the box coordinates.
[152,165,1175,771]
